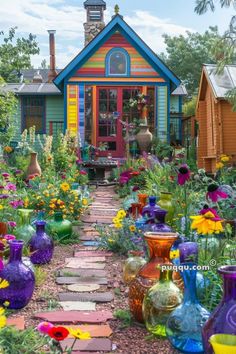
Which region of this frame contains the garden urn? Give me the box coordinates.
[0,240,35,309]
[26,152,41,179]
[135,120,153,153]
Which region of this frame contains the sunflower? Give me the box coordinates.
[60,182,70,192]
[190,210,223,235]
[129,225,136,232]
[114,222,122,229]
[117,210,126,219]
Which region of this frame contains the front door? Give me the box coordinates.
[96,87,141,157]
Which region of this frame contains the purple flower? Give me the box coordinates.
[207,184,228,203]
[9,200,23,209]
[119,176,129,185]
[14,169,23,175]
[4,234,16,241]
[2,173,10,178]
[5,183,16,191]
[0,195,9,199]
[177,164,191,185]
[7,221,16,228]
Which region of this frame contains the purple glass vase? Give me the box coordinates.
[29,221,54,265]
[179,242,198,263]
[149,209,172,232]
[0,240,35,309]
[202,265,236,354]
[142,196,160,219]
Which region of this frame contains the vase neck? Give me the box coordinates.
[36,221,46,234]
[182,266,199,304]
[54,212,63,222]
[9,241,23,262]
[154,209,167,224]
[149,196,156,206]
[223,276,236,301]
[145,236,174,261]
[18,210,32,225]
[160,269,172,281]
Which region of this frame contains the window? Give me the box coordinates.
[22,96,45,134]
[106,48,130,76]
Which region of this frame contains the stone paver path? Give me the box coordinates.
[35,186,119,353]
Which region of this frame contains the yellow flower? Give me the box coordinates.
[129,225,136,232]
[216,162,224,169]
[3,301,9,307]
[78,331,91,340]
[221,155,230,162]
[108,238,115,243]
[0,205,3,210]
[170,249,180,259]
[114,222,122,229]
[112,217,119,224]
[0,279,9,289]
[60,182,70,192]
[0,315,6,328]
[0,308,5,316]
[190,211,223,235]
[82,199,88,206]
[117,210,126,219]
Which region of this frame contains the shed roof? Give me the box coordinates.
[1,83,61,95]
[172,84,187,96]
[84,0,106,8]
[203,64,236,99]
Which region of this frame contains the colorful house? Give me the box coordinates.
[196,64,236,172]
[2,1,186,158]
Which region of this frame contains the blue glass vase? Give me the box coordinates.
[166,263,210,353]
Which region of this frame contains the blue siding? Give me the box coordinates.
[157,86,168,141]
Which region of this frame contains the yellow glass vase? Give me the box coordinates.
[209,334,236,354]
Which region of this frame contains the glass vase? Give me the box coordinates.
[15,209,35,244]
[202,265,236,354]
[0,240,35,309]
[47,212,72,240]
[149,209,172,232]
[158,192,174,223]
[166,263,210,353]
[128,232,178,323]
[29,221,54,265]
[138,194,148,211]
[209,334,236,354]
[143,268,183,336]
[142,196,160,219]
[123,251,146,285]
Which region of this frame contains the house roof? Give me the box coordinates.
[203,64,236,99]
[84,0,106,8]
[1,83,61,95]
[172,84,187,96]
[54,14,181,91]
[20,69,62,83]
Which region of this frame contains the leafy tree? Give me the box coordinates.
[0,77,17,145]
[160,27,225,97]
[183,96,197,116]
[40,59,48,69]
[0,27,40,82]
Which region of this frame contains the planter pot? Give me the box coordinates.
[26,152,41,178]
[135,125,152,153]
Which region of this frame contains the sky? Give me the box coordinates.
[0,0,235,69]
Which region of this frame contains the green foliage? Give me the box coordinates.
[161,26,224,97]
[151,138,174,160]
[0,78,17,145]
[183,96,197,117]
[195,0,236,15]
[114,309,133,328]
[34,266,47,287]
[0,326,50,354]
[0,27,39,82]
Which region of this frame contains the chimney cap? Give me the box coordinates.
[33,70,43,83]
[48,30,56,34]
[84,0,106,9]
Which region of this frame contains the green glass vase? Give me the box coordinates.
[142,268,183,336]
[15,209,35,244]
[47,212,72,240]
[158,192,174,223]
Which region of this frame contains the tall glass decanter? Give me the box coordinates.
[15,209,35,243]
[0,240,35,309]
[166,263,210,353]
[202,265,236,354]
[29,221,54,265]
[128,232,178,323]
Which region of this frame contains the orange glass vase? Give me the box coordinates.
[138,194,148,210]
[128,232,178,323]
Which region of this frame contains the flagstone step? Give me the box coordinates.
[34,310,113,324]
[76,246,98,251]
[67,324,112,338]
[56,277,108,285]
[60,338,112,352]
[67,284,101,292]
[74,251,113,258]
[59,301,96,311]
[58,292,114,303]
[7,316,25,330]
[79,234,99,241]
[81,241,100,247]
[59,268,107,278]
[65,261,105,270]
[66,257,106,264]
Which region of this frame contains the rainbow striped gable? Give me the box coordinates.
[74,32,159,78]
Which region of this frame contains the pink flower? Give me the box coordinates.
[5,183,16,191]
[37,321,54,334]
[10,200,24,209]
[4,234,16,241]
[61,175,66,180]
[7,221,16,228]
[199,207,222,221]
[119,176,129,185]
[177,164,191,185]
[2,173,10,178]
[207,184,228,203]
[80,170,87,175]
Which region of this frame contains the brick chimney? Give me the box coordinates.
[83,0,106,46]
[47,30,58,82]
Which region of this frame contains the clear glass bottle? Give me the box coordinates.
[123,251,146,285]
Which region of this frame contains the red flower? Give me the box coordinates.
[207,184,228,203]
[80,170,87,175]
[131,171,140,176]
[48,326,69,341]
[177,164,191,185]
[28,174,39,180]
[139,167,146,171]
